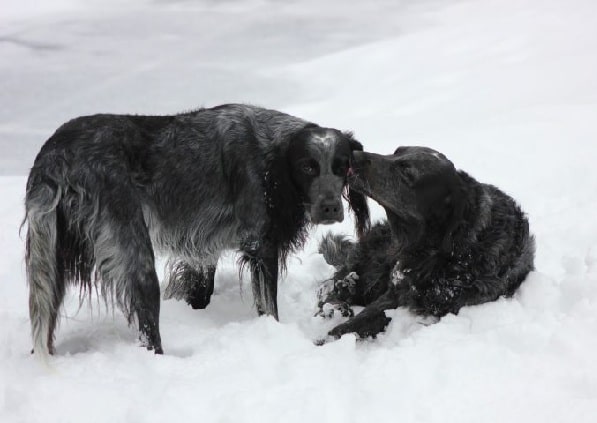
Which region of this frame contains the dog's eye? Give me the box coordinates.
[335,164,348,176]
[301,163,318,176]
[332,158,350,176]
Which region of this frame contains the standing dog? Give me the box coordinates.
[317,146,534,341]
[24,104,369,355]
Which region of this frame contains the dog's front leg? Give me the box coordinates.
[252,252,279,320]
[242,241,279,320]
[325,286,399,341]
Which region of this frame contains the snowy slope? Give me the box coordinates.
[1,0,597,422]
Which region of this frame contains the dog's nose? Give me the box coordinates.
[319,199,343,222]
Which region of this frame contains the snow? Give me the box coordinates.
[2,0,597,421]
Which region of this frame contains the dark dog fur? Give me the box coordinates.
[317,146,535,341]
[23,103,369,356]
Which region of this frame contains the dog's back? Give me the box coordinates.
[475,182,535,295]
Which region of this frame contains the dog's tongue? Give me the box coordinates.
[347,167,355,177]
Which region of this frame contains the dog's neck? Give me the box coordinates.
[386,171,486,265]
[385,207,459,261]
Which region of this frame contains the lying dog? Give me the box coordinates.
[317,146,535,341]
[24,104,369,355]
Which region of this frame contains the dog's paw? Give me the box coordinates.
[338,272,358,294]
[314,336,334,346]
[328,311,392,340]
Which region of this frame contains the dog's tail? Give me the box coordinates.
[24,179,65,357]
[318,233,354,268]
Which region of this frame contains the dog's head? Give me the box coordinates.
[286,126,369,235]
[350,146,465,245]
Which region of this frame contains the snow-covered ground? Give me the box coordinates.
[2,0,597,421]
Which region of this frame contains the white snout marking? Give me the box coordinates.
[312,130,335,145]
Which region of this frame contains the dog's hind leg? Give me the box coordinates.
[185,264,216,309]
[411,276,510,317]
[163,260,216,309]
[92,191,163,354]
[25,185,65,356]
[454,277,513,311]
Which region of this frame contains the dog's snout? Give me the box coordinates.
[314,198,344,223]
[321,200,341,214]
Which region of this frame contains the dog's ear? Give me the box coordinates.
[343,131,363,153]
[439,173,470,254]
[343,132,370,238]
[263,143,310,267]
[346,186,370,239]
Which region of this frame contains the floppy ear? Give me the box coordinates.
[347,188,370,239]
[262,143,310,269]
[343,132,370,239]
[439,172,470,254]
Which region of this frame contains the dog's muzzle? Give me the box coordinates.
[311,199,344,224]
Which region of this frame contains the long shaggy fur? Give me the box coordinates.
[317,146,535,340]
[24,103,369,356]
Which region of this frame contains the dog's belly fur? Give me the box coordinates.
[141,181,270,265]
[142,202,243,263]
